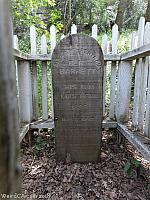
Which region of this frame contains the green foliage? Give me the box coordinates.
[124,158,141,177]
[37,62,52,117]
[118,30,132,53]
[12,0,148,37]
[34,135,45,155]
[147,184,150,190]
[11,0,63,36]
[124,161,132,176]
[91,0,117,31]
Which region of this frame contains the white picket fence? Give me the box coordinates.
[13,17,150,138]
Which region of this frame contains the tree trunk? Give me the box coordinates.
[145,0,150,22]
[115,0,130,31]
[0,0,20,196]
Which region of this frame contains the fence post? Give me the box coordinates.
[50,25,57,119]
[132,17,145,129]
[30,25,38,120]
[41,35,48,120]
[109,24,119,120]
[0,0,20,193]
[102,34,108,115]
[92,24,98,40]
[71,24,77,34]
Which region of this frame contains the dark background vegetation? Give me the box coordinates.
[12,0,150,37]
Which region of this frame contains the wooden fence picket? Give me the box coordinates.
[13,35,20,122]
[116,62,132,122]
[109,24,119,120]
[92,24,98,40]
[102,34,108,114]
[115,30,137,123]
[132,17,145,129]
[30,25,38,120]
[144,22,150,137]
[130,31,137,50]
[138,22,150,130]
[50,25,57,119]
[15,34,33,123]
[71,24,77,34]
[13,35,19,49]
[17,60,33,122]
[50,25,56,54]
[30,25,37,54]
[41,35,48,120]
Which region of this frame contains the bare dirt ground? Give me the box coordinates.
[20,130,150,200]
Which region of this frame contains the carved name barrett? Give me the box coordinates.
[52,34,104,162]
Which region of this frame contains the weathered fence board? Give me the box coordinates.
[71,24,77,34]
[92,24,98,40]
[0,0,20,193]
[102,34,108,114]
[138,22,150,130]
[116,31,136,123]
[109,24,119,120]
[13,35,20,122]
[50,25,56,119]
[52,35,104,162]
[41,35,48,120]
[17,61,33,122]
[116,61,132,122]
[144,23,150,137]
[50,25,57,54]
[145,57,150,137]
[30,26,38,119]
[132,17,145,128]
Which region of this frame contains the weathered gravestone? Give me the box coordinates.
[52,34,104,162]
